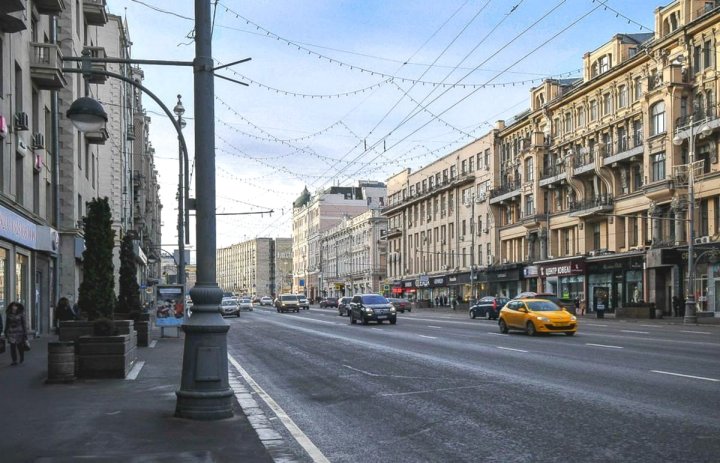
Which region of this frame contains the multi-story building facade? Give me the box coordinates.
[292,181,386,300]
[0,1,160,334]
[320,209,387,298]
[383,132,497,304]
[217,238,277,298]
[489,0,720,315]
[274,237,293,295]
[383,0,720,317]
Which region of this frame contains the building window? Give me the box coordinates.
[15,154,24,205]
[634,77,643,100]
[577,107,585,127]
[703,40,713,69]
[651,152,666,182]
[633,120,643,146]
[563,229,570,255]
[590,100,598,121]
[450,166,456,179]
[650,101,665,135]
[603,92,612,115]
[461,160,467,174]
[593,224,601,250]
[484,149,490,168]
[564,113,572,133]
[599,55,610,74]
[525,158,534,182]
[617,126,627,152]
[618,85,628,108]
[468,156,474,172]
[525,194,534,216]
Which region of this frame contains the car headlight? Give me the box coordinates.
[364,307,374,313]
[537,316,550,322]
[390,307,396,313]
[570,315,577,321]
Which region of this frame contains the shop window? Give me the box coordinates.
[15,253,29,307]
[0,248,7,314]
[627,270,643,303]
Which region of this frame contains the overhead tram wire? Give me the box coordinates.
[342,1,604,183]
[328,0,566,187]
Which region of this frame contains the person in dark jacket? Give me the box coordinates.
[672,296,683,317]
[55,297,77,325]
[4,301,28,365]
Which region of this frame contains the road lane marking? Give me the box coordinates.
[487,332,504,336]
[639,324,658,328]
[680,330,713,335]
[621,330,649,334]
[651,370,719,382]
[586,343,623,349]
[427,325,442,329]
[418,334,438,339]
[496,346,528,353]
[343,365,433,379]
[228,354,330,463]
[379,384,488,397]
[585,323,608,327]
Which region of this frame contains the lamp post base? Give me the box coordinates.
[175,285,233,420]
[683,298,697,325]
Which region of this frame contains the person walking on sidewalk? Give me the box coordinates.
[4,301,28,366]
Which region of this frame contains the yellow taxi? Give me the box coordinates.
[498,298,577,336]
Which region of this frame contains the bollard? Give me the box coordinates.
[46,341,76,384]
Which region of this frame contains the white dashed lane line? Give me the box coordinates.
[586,343,624,349]
[496,346,528,353]
[418,335,438,339]
[651,370,719,382]
[621,330,649,334]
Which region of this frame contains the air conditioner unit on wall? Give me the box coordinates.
[15,112,29,131]
[32,132,45,150]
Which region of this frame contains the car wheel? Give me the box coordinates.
[362,317,369,325]
[276,308,280,313]
[565,331,576,336]
[350,312,356,324]
[499,319,508,334]
[526,321,537,336]
[390,317,397,324]
[486,311,492,320]
[470,309,476,319]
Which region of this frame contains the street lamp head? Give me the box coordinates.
[66,97,107,132]
[179,117,187,130]
[700,124,712,138]
[173,94,185,117]
[672,132,683,146]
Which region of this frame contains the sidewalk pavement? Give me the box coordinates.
[0,324,280,463]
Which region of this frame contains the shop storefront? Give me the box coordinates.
[586,254,645,313]
[447,272,470,304]
[539,258,585,301]
[0,204,58,335]
[486,264,524,298]
[401,279,417,301]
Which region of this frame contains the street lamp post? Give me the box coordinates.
[465,193,478,302]
[173,94,187,290]
[64,0,236,420]
[672,115,712,324]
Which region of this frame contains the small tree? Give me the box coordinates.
[117,233,141,320]
[78,197,116,320]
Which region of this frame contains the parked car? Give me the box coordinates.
[297,295,310,310]
[349,294,397,325]
[252,296,261,304]
[469,296,509,320]
[275,294,300,313]
[386,297,412,313]
[260,296,273,306]
[238,297,254,312]
[337,296,353,316]
[498,298,577,336]
[320,297,339,308]
[220,298,240,317]
[515,292,575,314]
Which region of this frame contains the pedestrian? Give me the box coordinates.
[573,297,580,316]
[55,297,77,325]
[435,296,439,307]
[4,301,29,366]
[672,296,683,317]
[579,297,586,316]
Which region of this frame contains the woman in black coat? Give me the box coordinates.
[4,302,28,365]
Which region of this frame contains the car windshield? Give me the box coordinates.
[526,301,562,312]
[281,295,298,301]
[362,295,388,304]
[221,300,234,306]
[240,299,251,303]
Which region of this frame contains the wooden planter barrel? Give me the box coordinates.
[46,341,76,384]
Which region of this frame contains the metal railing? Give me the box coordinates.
[569,195,613,213]
[540,164,565,180]
[676,105,718,128]
[573,150,595,168]
[490,180,521,198]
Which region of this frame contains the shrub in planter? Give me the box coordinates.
[78,197,116,321]
[117,233,142,321]
[92,318,118,337]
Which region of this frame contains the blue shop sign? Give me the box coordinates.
[0,203,37,249]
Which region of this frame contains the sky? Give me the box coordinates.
[104,0,661,254]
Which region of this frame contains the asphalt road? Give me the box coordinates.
[226,306,720,463]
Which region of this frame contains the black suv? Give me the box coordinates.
[338,296,353,316]
[349,294,397,325]
[469,296,509,320]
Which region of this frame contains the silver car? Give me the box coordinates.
[238,297,254,312]
[221,298,240,317]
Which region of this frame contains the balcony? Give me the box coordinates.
[387,227,402,239]
[642,178,675,201]
[568,195,613,218]
[520,210,546,229]
[0,0,24,14]
[85,127,109,145]
[604,135,644,165]
[675,105,719,135]
[539,164,566,187]
[29,42,67,90]
[489,180,522,204]
[35,0,65,15]
[84,46,107,84]
[83,0,108,26]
